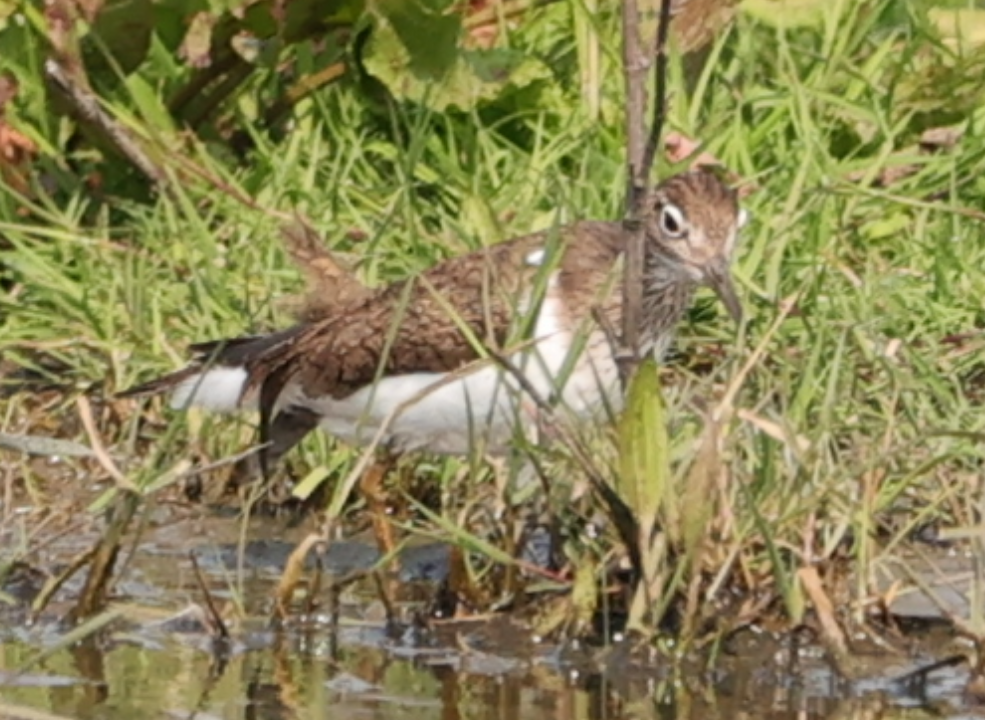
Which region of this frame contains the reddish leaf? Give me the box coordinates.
[665,131,715,166]
[0,72,37,197]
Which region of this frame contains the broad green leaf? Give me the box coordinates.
[292,457,349,500]
[234,0,364,43]
[616,357,670,544]
[373,0,460,79]
[363,18,550,111]
[82,0,153,79]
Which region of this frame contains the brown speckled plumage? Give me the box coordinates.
[251,222,625,402]
[123,169,744,468]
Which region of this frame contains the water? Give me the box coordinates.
[0,629,975,719]
[0,506,979,719]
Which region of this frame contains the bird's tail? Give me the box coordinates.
[118,327,303,413]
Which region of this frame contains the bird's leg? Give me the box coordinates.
[227,408,320,491]
[359,451,399,558]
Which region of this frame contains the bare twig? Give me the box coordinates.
[66,490,142,624]
[29,545,97,621]
[0,432,94,458]
[642,0,676,179]
[189,552,231,640]
[176,443,270,481]
[798,566,853,675]
[618,0,675,385]
[44,59,165,186]
[76,396,139,493]
[622,0,648,210]
[0,701,77,720]
[273,533,325,621]
[619,0,647,378]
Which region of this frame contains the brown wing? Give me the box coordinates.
[249,220,627,410]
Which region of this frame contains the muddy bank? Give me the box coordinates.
[0,503,982,719]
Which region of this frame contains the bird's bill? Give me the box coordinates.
[706,260,743,325]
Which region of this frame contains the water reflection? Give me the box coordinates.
[0,625,969,720]
[0,520,970,719]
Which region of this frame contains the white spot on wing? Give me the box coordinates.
[525,247,546,267]
[738,208,750,229]
[170,366,248,413]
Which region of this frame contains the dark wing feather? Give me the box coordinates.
[117,365,203,399]
[119,326,306,399]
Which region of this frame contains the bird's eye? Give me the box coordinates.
[659,203,686,238]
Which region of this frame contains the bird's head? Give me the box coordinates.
[643,168,747,323]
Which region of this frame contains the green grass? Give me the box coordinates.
[4,0,985,644]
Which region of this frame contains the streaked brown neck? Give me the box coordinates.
[639,249,696,358]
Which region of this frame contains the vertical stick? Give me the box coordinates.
[643,0,676,179]
[620,0,647,383]
[618,0,675,385]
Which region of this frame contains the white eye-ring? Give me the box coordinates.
[659,203,687,237]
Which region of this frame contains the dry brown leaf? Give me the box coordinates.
[920,125,964,152]
[671,0,740,54]
[798,566,848,656]
[0,73,37,199]
[179,12,216,69]
[274,533,325,619]
[665,131,723,168]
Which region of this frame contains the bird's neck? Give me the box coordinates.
[639,251,697,358]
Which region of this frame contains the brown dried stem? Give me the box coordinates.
[189,552,231,640]
[44,59,165,186]
[642,0,676,184]
[76,396,138,493]
[619,0,647,378]
[618,0,675,385]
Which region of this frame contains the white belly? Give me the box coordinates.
[171,288,625,455]
[311,367,519,454]
[303,296,622,454]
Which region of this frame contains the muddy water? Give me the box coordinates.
[0,508,981,720]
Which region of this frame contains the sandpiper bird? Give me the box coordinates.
[123,169,746,474]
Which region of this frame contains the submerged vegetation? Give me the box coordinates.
[4,0,985,710]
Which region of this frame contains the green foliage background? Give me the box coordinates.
[4,0,985,633]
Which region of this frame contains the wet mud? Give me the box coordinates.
[1,500,983,720]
